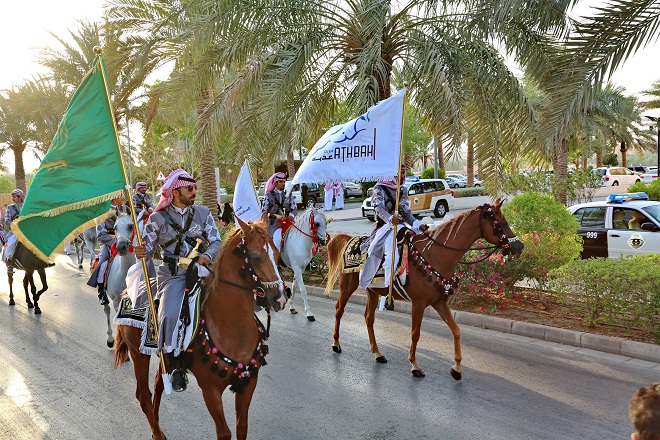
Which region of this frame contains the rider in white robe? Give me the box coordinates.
[3,189,24,263]
[333,183,344,210]
[323,181,334,211]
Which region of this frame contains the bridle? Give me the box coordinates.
[110,223,136,256]
[287,210,330,253]
[408,204,517,297]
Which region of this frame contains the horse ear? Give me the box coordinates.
[260,211,269,224]
[234,214,251,234]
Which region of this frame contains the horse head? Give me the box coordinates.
[311,208,329,245]
[114,212,136,256]
[231,213,287,312]
[479,199,524,256]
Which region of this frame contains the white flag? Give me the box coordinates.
[232,161,262,224]
[291,89,406,185]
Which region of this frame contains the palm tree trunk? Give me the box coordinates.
[466,135,474,187]
[196,92,218,221]
[620,141,627,167]
[286,140,295,177]
[435,133,445,172]
[554,138,569,205]
[12,143,27,192]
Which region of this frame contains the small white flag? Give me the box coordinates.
[232,161,262,225]
[291,89,406,186]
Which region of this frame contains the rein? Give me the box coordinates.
[286,210,329,255]
[408,204,513,298]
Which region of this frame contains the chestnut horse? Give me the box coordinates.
[325,201,524,379]
[114,215,287,440]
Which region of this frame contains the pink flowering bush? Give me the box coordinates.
[310,244,329,272]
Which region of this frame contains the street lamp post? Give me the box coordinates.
[644,115,660,182]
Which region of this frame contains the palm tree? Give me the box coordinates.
[107,0,537,193]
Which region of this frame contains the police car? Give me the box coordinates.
[567,192,660,258]
[361,179,455,221]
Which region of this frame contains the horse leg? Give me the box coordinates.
[104,303,115,348]
[152,363,165,423]
[234,378,258,440]
[288,271,298,314]
[292,266,314,321]
[332,273,359,353]
[8,265,15,305]
[365,289,386,363]
[408,301,428,378]
[120,326,165,440]
[431,300,462,380]
[75,239,83,269]
[35,268,48,300]
[200,382,231,440]
[23,273,34,309]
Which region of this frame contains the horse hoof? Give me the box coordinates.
[107,340,115,349]
[27,302,34,309]
[376,356,388,364]
[332,345,342,353]
[34,307,41,315]
[78,264,83,269]
[450,368,462,381]
[290,308,298,314]
[412,369,425,378]
[307,315,315,322]
[8,299,15,306]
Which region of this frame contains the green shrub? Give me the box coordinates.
[501,193,582,295]
[549,255,660,342]
[628,179,660,201]
[420,167,446,179]
[453,187,486,198]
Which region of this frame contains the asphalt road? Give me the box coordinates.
[0,252,657,440]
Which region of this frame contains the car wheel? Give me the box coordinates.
[367,215,375,222]
[475,183,481,187]
[433,201,448,218]
[612,181,619,186]
[307,197,316,208]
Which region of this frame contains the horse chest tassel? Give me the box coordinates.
[191,315,269,393]
[410,241,460,299]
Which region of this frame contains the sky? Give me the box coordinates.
[1,0,659,173]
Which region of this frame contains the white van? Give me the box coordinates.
[593,167,641,187]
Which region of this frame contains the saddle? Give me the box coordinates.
[341,227,410,280]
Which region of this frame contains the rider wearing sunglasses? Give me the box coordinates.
[134,169,221,392]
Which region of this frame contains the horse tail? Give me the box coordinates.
[113,326,129,369]
[324,233,352,297]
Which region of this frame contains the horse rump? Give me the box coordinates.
[324,233,353,297]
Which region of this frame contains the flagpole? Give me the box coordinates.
[94,47,172,395]
[387,87,407,309]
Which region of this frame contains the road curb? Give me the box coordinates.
[304,286,660,363]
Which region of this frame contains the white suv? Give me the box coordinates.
[593,167,641,187]
[361,179,455,221]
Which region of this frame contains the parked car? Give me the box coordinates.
[257,181,321,209]
[567,192,660,258]
[445,177,467,189]
[627,165,656,175]
[361,179,455,221]
[640,168,658,183]
[593,166,641,187]
[446,174,467,181]
[342,182,364,199]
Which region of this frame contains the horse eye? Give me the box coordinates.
[315,222,320,227]
[250,252,264,262]
[128,224,134,230]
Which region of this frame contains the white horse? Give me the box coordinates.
[103,212,137,348]
[73,227,97,269]
[281,208,329,321]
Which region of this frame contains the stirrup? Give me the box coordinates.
[171,369,188,392]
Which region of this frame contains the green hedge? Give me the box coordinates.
[549,255,660,342]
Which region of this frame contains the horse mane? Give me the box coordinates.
[415,209,476,252]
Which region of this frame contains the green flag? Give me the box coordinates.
[13,56,126,262]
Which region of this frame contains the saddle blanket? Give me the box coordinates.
[342,235,410,290]
[114,278,203,356]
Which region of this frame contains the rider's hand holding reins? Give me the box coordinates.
[197,254,211,266]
